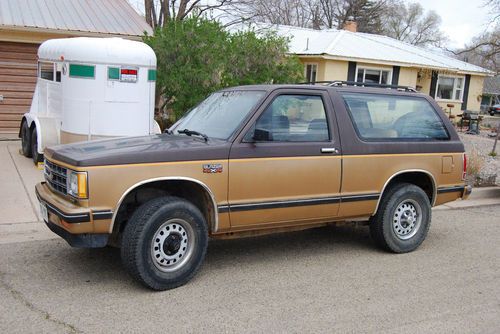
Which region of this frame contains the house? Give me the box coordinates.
[270,21,493,116]
[481,76,500,111]
[0,0,152,137]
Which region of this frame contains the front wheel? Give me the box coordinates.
[121,196,208,290]
[370,183,431,253]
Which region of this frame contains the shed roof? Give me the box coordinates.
[263,24,493,76]
[0,0,152,38]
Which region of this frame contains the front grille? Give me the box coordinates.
[44,159,68,195]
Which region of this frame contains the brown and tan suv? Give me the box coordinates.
[36,83,471,290]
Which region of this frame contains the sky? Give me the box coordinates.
[127,0,494,49]
[411,0,494,49]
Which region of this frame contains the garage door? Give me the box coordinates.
[0,42,38,135]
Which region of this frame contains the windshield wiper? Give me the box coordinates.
[177,129,208,142]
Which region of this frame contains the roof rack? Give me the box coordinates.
[299,81,418,92]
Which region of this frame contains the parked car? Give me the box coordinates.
[489,104,500,116]
[36,83,471,290]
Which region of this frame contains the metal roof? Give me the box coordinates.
[0,0,152,37]
[263,24,493,76]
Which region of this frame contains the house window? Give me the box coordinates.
[436,75,464,101]
[305,64,318,83]
[356,67,391,85]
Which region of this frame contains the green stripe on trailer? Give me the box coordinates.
[108,67,120,80]
[69,64,95,78]
[148,69,157,81]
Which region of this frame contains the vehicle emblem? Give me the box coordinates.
[203,164,223,173]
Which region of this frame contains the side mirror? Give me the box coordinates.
[253,128,272,141]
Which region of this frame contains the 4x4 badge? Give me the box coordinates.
[203,164,223,173]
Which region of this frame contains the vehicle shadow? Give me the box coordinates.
[38,224,376,291]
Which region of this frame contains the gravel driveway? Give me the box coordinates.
[459,131,499,185]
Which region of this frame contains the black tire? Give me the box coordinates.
[20,121,32,158]
[121,196,208,290]
[31,127,43,165]
[369,183,431,253]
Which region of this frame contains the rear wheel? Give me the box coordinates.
[370,183,431,253]
[121,196,208,290]
[31,128,42,165]
[20,121,32,158]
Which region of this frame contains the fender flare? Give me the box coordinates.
[110,177,219,234]
[373,169,437,215]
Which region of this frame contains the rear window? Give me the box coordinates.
[341,93,449,140]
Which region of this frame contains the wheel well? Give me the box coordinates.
[382,172,435,204]
[111,180,216,240]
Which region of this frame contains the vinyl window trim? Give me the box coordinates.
[304,63,318,83]
[435,74,465,102]
[355,65,393,85]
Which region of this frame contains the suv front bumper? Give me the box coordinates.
[35,182,112,248]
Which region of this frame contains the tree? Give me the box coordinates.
[455,27,500,73]
[244,0,315,28]
[447,1,499,73]
[143,0,246,28]
[380,1,446,47]
[144,18,303,120]
[318,0,386,33]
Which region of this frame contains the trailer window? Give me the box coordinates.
[39,62,54,81]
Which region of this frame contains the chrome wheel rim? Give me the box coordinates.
[392,199,422,240]
[151,218,194,272]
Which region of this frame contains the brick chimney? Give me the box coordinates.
[343,16,357,32]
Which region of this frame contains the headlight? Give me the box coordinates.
[67,170,88,199]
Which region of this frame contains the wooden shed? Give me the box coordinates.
[0,0,152,137]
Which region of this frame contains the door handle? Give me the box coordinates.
[321,147,339,154]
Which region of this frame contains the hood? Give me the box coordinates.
[45,134,230,167]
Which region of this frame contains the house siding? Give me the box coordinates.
[467,75,484,112]
[398,67,418,87]
[324,60,348,81]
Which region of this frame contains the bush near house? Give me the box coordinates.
[144,18,304,123]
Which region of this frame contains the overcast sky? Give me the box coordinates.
[412,0,493,48]
[128,0,494,49]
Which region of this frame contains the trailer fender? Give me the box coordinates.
[30,117,60,154]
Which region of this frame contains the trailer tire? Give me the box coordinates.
[31,128,42,165]
[21,121,32,158]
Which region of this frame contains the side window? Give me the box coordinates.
[342,93,449,140]
[252,94,330,142]
[39,62,54,81]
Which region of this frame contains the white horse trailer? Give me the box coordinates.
[19,37,159,164]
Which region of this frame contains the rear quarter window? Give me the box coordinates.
[341,93,449,140]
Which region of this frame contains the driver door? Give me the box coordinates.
[227,89,342,228]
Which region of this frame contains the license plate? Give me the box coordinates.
[39,203,48,222]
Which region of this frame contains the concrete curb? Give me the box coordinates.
[434,186,500,211]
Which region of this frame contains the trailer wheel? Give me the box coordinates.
[20,121,32,158]
[31,128,42,165]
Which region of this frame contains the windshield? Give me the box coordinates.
[171,90,265,140]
